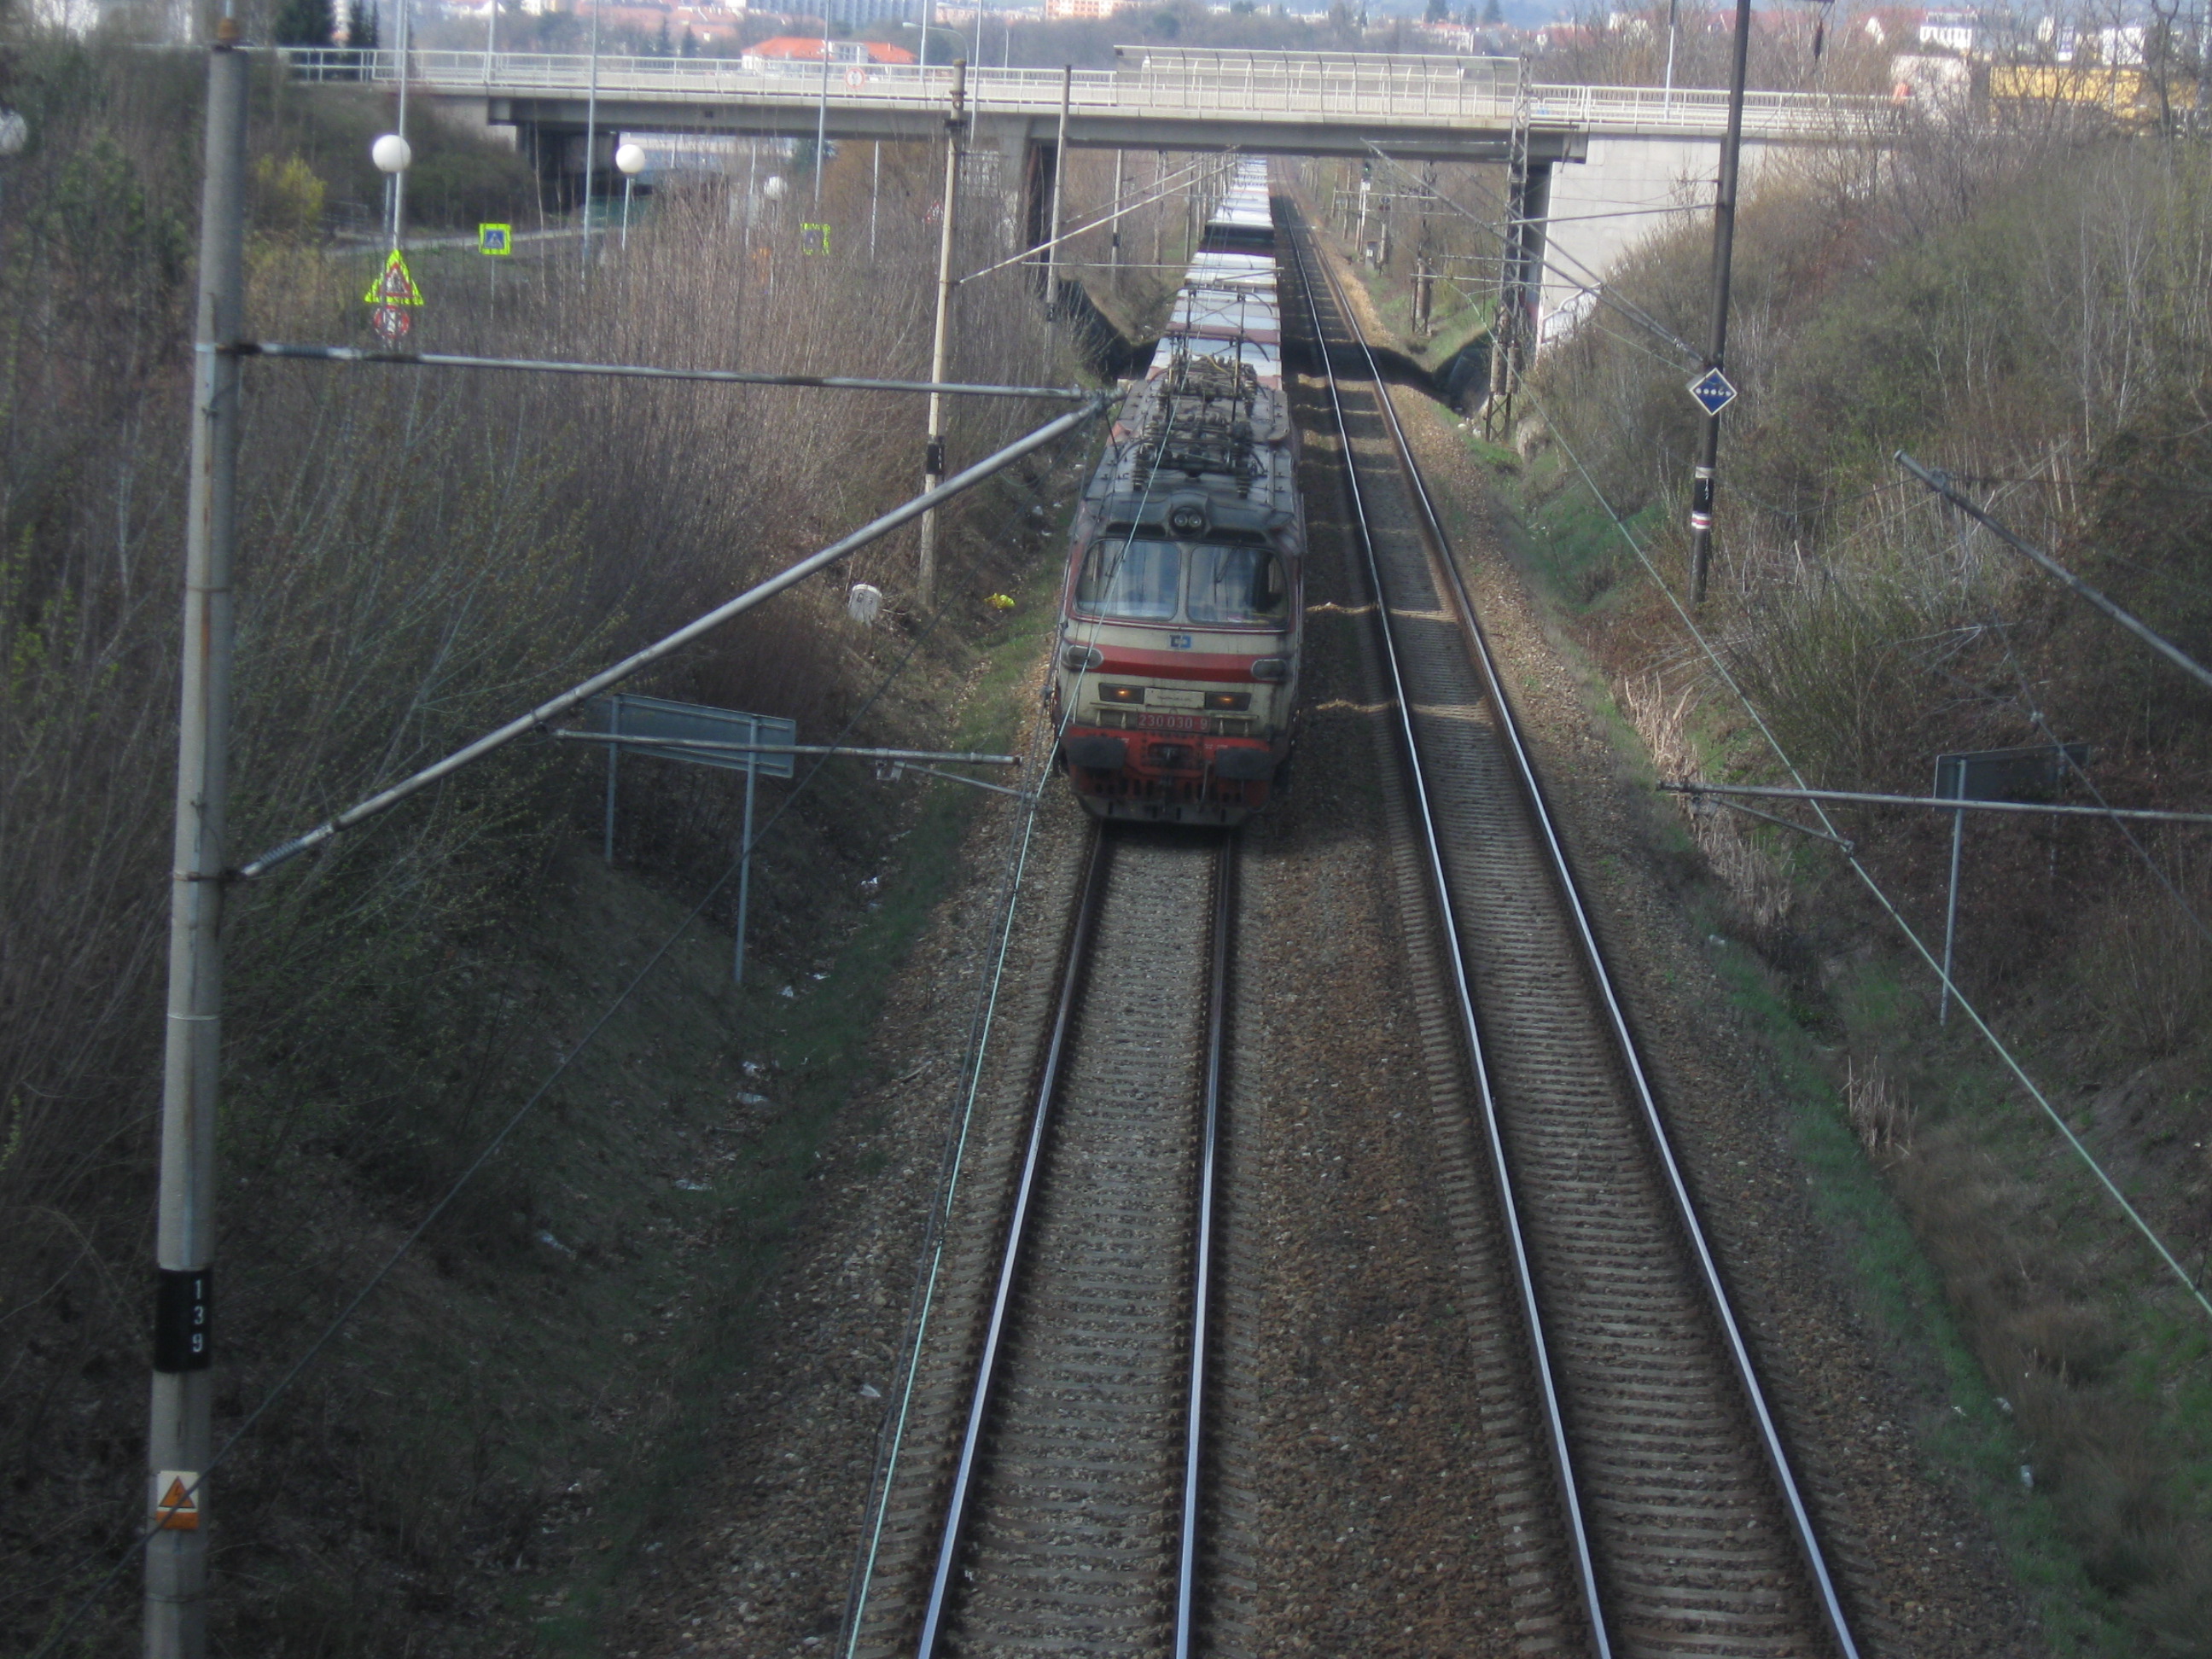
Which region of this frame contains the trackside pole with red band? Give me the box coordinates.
[1686,0,1752,609]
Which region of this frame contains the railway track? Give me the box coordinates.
[856,825,1233,1659]
[1285,209,1862,1659]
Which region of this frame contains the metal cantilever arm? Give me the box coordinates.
[236,397,1108,880]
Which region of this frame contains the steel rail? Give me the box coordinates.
[1306,214,1862,1658]
[912,828,1231,1657]
[913,830,1111,1658]
[1175,835,1234,1659]
[1283,220,1612,1658]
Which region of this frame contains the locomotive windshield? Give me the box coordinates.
[1076,538,1183,619]
[1075,537,1287,626]
[1187,544,1288,624]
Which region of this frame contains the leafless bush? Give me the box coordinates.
[1843,1055,1913,1161]
[0,31,1103,1443]
[1620,672,1796,938]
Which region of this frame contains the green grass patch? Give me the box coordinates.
[1705,943,2122,1652]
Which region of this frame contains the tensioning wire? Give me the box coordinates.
[1521,383,2212,1324]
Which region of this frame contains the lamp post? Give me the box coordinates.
[0,108,26,230]
[616,141,645,247]
[371,130,412,250]
[581,0,602,273]
[392,0,410,244]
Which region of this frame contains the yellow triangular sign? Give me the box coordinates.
[363,249,424,306]
[156,1473,200,1530]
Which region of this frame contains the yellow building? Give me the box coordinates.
[1989,62,2200,121]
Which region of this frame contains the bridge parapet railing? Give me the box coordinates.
[1526,80,1898,137]
[277,47,1519,120]
[276,48,1889,137]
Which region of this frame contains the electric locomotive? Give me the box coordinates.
[1051,164,1302,826]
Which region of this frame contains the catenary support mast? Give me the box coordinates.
[144,29,247,1659]
[917,59,967,610]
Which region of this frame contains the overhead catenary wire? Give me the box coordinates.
[956,151,1230,286]
[1523,383,2212,1325]
[227,341,1094,401]
[1896,450,2212,695]
[1662,780,2212,825]
[549,732,1021,765]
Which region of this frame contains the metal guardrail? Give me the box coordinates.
[275,47,1890,140]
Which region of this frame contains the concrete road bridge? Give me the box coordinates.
[287,45,1892,164]
[288,44,1893,346]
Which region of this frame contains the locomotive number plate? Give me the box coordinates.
[1136,712,1207,732]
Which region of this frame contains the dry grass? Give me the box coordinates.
[2076,842,2212,1061]
[1619,671,1796,942]
[1843,1056,1914,1162]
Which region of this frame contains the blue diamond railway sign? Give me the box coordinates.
[1687,366,1738,416]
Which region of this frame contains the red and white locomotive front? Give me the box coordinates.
[1051,354,1303,826]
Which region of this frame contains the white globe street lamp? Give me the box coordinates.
[371,132,412,251]
[0,110,25,233]
[615,141,646,249]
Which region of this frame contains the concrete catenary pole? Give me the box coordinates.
[144,27,247,1659]
[1686,0,1753,609]
[1109,148,1123,267]
[917,59,967,610]
[1042,62,1072,330]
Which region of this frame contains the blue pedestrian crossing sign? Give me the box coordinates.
[1687,366,1738,416]
[479,223,513,256]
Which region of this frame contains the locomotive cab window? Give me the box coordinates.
[1186,544,1287,625]
[1076,538,1182,620]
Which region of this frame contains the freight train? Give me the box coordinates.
[1051,160,1303,826]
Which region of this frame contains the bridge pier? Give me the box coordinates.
[520,121,618,218]
[1486,158,1552,428]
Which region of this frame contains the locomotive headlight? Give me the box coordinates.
[1098,683,1146,704]
[1061,643,1103,672]
[1167,504,1208,537]
[1205,691,1252,711]
[1249,658,1289,683]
